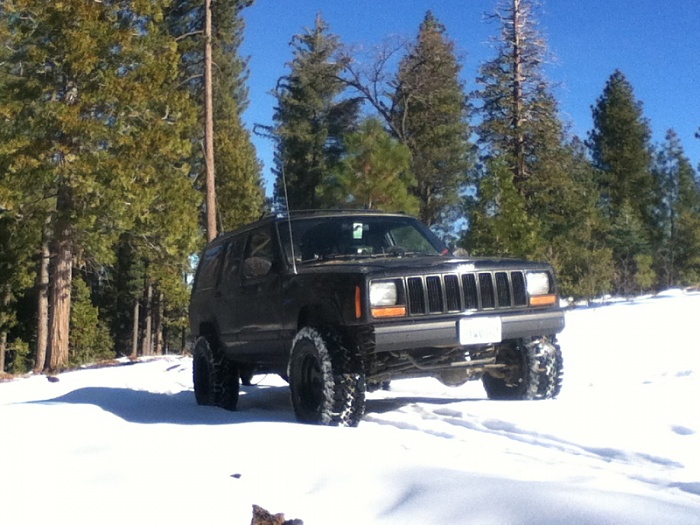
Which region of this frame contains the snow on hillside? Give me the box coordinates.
[1,292,700,525]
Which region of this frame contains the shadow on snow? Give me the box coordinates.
[23,381,482,426]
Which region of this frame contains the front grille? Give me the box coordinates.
[405,271,528,315]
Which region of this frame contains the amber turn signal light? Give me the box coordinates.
[530,294,557,307]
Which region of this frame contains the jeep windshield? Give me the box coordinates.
[277,214,448,265]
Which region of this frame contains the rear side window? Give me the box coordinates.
[195,244,224,291]
[219,236,247,289]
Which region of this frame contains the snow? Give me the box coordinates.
[2,292,700,525]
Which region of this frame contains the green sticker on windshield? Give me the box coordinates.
[353,223,363,239]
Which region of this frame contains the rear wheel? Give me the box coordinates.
[192,336,240,410]
[288,327,365,427]
[219,359,240,411]
[482,338,562,400]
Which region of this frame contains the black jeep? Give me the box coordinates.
[189,211,565,426]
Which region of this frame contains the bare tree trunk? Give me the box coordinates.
[34,217,51,372]
[511,0,527,188]
[0,330,6,374]
[131,297,140,358]
[46,200,73,372]
[204,0,217,243]
[0,285,9,373]
[140,279,153,357]
[153,290,164,355]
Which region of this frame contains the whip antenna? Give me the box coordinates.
[281,162,297,275]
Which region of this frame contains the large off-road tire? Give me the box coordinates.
[288,327,366,427]
[219,358,241,411]
[192,336,240,410]
[482,338,563,400]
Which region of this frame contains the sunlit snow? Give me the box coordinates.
[1,292,699,524]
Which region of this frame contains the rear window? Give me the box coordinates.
[194,244,224,291]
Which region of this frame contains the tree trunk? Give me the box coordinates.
[153,290,164,355]
[131,297,140,358]
[204,0,217,242]
[140,279,153,356]
[0,285,9,373]
[0,330,6,374]
[46,208,73,372]
[34,217,51,372]
[511,0,527,188]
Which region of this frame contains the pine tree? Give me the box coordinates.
[271,14,360,210]
[469,0,553,257]
[165,0,264,232]
[588,70,656,293]
[391,11,471,226]
[468,0,611,296]
[322,118,418,213]
[652,129,700,286]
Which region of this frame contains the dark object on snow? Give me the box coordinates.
[251,504,303,525]
[190,211,565,426]
[46,375,60,383]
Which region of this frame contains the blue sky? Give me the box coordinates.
[239,0,700,194]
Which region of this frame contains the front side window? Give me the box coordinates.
[242,226,278,279]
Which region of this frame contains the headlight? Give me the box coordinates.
[526,272,551,296]
[526,271,557,306]
[369,280,406,318]
[370,281,398,306]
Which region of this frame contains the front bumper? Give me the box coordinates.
[372,309,565,353]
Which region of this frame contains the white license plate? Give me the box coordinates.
[457,317,502,345]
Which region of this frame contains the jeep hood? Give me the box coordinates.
[295,256,553,275]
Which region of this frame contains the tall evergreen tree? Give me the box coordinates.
[0,1,198,370]
[652,129,700,286]
[391,11,471,226]
[270,14,360,210]
[165,0,264,232]
[467,0,611,296]
[588,70,656,293]
[468,0,551,259]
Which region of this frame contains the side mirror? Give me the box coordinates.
[243,256,272,279]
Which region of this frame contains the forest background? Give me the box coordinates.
[0,0,699,375]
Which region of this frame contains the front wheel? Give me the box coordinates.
[288,327,366,427]
[482,338,563,400]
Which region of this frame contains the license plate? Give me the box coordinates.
[457,317,502,345]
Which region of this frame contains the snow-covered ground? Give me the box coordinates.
[2,291,700,525]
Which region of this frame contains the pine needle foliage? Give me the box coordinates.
[0,0,200,369]
[588,70,657,293]
[652,129,700,286]
[321,118,418,214]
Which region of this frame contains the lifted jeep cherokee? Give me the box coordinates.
[189,211,565,426]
